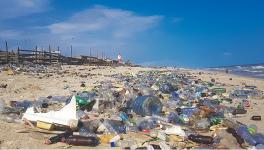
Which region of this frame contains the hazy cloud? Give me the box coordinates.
[0,0,50,19]
[48,5,163,38]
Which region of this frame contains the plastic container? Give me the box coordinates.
[132,96,162,116]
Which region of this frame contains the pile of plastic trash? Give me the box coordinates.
[0,70,264,149]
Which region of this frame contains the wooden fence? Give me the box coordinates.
[0,47,116,66]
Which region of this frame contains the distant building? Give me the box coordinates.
[117,53,122,63]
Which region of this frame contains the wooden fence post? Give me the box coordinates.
[35,45,38,63]
[49,45,51,64]
[5,41,8,64]
[57,46,60,64]
[17,46,20,64]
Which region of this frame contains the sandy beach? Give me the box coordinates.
[0,65,263,149]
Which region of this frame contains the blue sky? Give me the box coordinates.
[0,0,263,67]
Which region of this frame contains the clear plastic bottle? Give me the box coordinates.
[151,114,169,123]
[79,127,97,138]
[102,119,126,134]
[195,118,210,130]
[132,96,163,116]
[137,119,158,131]
[180,107,198,117]
[0,99,5,113]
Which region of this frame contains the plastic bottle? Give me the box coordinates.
[254,133,264,145]
[75,96,91,106]
[236,126,257,145]
[168,112,180,124]
[119,112,129,122]
[180,107,198,117]
[137,119,158,131]
[256,144,264,149]
[76,110,87,119]
[160,83,175,94]
[79,127,97,138]
[232,109,247,115]
[171,91,179,100]
[188,134,213,144]
[209,117,222,126]
[62,135,99,146]
[251,116,261,121]
[212,88,226,95]
[195,118,210,130]
[3,114,22,123]
[45,130,73,144]
[151,114,169,123]
[102,119,126,134]
[0,100,5,113]
[11,100,32,110]
[132,95,163,116]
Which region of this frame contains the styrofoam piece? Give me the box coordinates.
[23,96,78,127]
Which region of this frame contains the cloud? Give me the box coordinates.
[0,0,50,19]
[0,5,163,58]
[48,5,163,38]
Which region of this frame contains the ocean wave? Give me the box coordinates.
[242,69,263,73]
[251,65,264,69]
